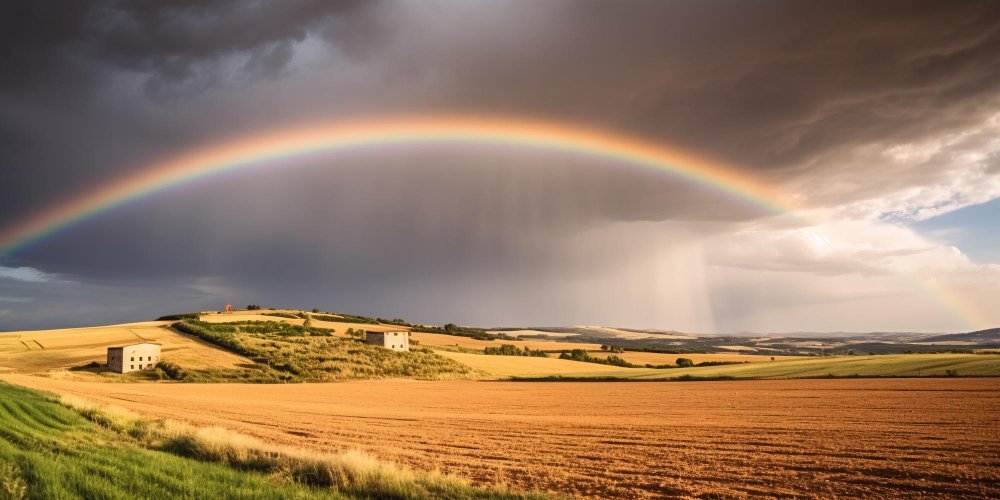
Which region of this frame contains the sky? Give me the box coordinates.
[1,0,999,333]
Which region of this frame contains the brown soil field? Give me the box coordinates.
[0,322,249,374]
[5,376,997,498]
[412,332,603,351]
[587,351,806,365]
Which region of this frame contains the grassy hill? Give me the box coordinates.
[169,319,475,381]
[0,382,331,499]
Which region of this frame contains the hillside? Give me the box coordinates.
[0,321,249,376]
[920,327,1000,345]
[169,319,474,381]
[2,308,999,383]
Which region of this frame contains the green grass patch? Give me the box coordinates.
[0,382,333,499]
[0,382,543,499]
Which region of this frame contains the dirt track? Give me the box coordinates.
[5,376,998,498]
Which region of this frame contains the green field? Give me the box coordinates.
[484,353,1000,380]
[0,382,539,499]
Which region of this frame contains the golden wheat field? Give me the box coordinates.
[5,375,997,499]
[0,322,249,374]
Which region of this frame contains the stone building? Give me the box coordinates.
[365,331,410,351]
[107,342,161,373]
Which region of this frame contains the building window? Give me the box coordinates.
[130,365,134,369]
[131,357,134,361]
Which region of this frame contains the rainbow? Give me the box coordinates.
[0,115,792,256]
[0,114,984,328]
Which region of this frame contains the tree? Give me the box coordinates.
[601,344,609,351]
[312,308,319,313]
[675,357,694,368]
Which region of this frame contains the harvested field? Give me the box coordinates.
[6,376,998,499]
[0,322,249,374]
[441,351,1000,380]
[413,332,602,351]
[198,313,306,325]
[437,351,632,377]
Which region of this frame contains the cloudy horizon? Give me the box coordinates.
[2,0,999,333]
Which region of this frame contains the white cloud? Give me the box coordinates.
[0,266,56,283]
[785,113,1000,222]
[703,218,1000,331]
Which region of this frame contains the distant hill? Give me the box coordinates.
[920,328,1000,344]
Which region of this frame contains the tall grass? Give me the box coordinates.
[0,383,332,499]
[57,392,543,499]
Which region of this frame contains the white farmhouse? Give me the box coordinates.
[365,331,410,351]
[107,342,161,373]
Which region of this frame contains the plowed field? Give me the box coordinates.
[5,376,997,498]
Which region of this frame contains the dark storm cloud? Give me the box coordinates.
[0,0,373,92]
[2,0,1000,329]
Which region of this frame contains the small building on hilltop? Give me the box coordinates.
[107,342,161,373]
[365,331,410,352]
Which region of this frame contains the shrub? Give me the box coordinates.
[559,349,637,367]
[262,312,299,319]
[484,345,549,357]
[156,312,199,321]
[0,463,27,500]
[156,361,188,381]
[675,358,695,368]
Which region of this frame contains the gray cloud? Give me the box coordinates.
[2,1,999,330]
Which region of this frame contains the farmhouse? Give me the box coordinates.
[107,342,161,373]
[366,331,410,351]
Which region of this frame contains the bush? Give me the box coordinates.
[675,358,695,368]
[156,361,188,381]
[484,344,549,357]
[156,313,199,321]
[262,312,300,319]
[559,349,638,367]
